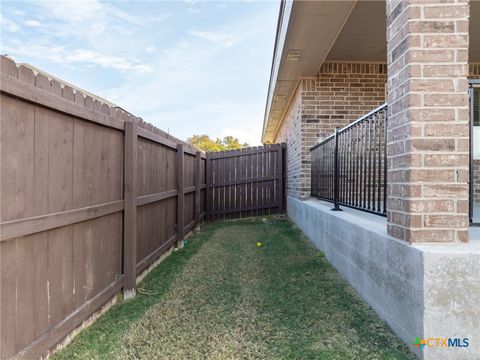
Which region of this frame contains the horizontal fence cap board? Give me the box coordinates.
[2,55,212,360]
[2,75,126,130]
[1,57,128,130]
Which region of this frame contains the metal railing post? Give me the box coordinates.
[383,111,388,215]
[469,84,474,224]
[309,103,387,216]
[331,127,342,211]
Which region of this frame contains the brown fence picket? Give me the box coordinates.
[0,58,209,360]
[206,144,285,220]
[2,58,288,360]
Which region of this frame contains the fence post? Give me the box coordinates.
[194,150,201,230]
[331,128,342,211]
[206,152,212,221]
[123,120,137,299]
[176,144,185,248]
[276,144,284,213]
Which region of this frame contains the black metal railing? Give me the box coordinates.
[310,103,387,216]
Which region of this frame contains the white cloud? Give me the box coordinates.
[0,14,20,32]
[188,11,270,49]
[3,40,152,74]
[145,46,156,53]
[98,7,276,144]
[33,0,170,26]
[10,8,26,16]
[24,19,42,27]
[69,49,152,73]
[147,14,172,22]
[221,126,262,146]
[28,1,170,49]
[35,0,104,24]
[2,0,276,146]
[189,30,236,47]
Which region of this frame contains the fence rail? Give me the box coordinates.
[206,144,286,221]
[310,103,387,216]
[0,58,206,360]
[0,56,285,360]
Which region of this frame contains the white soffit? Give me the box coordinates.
[326,0,387,62]
[263,0,480,144]
[262,0,358,143]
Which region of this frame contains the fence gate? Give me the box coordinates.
[206,144,286,221]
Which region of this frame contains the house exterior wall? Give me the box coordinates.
[268,3,479,359]
[304,63,387,140]
[275,61,478,203]
[275,62,387,200]
[276,85,304,199]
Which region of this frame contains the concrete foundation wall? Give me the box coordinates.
[287,196,480,359]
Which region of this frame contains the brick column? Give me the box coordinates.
[386,0,470,242]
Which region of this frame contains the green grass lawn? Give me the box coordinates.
[54,217,415,360]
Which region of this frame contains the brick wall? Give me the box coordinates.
[276,85,304,199]
[275,62,387,199]
[470,63,480,79]
[305,63,387,140]
[386,0,470,243]
[472,160,480,202]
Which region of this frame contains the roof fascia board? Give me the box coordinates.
[262,0,294,143]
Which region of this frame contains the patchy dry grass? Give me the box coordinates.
[55,218,415,360]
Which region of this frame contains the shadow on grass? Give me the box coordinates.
[54,217,416,360]
[252,219,417,359]
[52,222,222,360]
[115,217,415,360]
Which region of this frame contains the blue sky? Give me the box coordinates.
[1,0,279,145]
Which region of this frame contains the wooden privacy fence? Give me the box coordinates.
[206,144,286,221]
[0,57,206,360]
